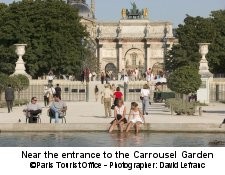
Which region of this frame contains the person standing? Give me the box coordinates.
[48,85,56,102]
[5,84,14,113]
[100,72,105,84]
[113,87,123,106]
[140,84,150,115]
[120,69,125,80]
[81,70,85,83]
[124,74,129,84]
[102,84,113,117]
[43,86,50,107]
[47,70,54,85]
[135,68,139,81]
[105,71,110,84]
[94,85,99,102]
[146,68,151,82]
[55,84,62,100]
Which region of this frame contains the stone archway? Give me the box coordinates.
[124,48,144,72]
[105,63,117,79]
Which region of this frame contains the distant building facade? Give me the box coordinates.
[68,0,176,77]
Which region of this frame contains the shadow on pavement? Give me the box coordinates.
[203,110,225,114]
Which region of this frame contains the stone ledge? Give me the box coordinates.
[0,123,225,133]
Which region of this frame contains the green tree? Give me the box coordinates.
[9,74,29,104]
[166,11,225,74]
[207,10,225,73]
[0,73,9,101]
[0,0,89,78]
[167,66,201,95]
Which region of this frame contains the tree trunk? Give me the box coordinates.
[18,91,20,106]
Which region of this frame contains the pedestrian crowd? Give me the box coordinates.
[3,68,154,133]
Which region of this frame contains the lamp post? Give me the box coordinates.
[162,26,168,76]
[81,38,89,102]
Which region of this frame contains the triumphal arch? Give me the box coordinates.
[95,2,176,77]
[69,1,176,77]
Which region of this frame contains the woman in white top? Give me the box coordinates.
[140,84,150,115]
[109,99,127,133]
[126,102,145,133]
[146,68,152,82]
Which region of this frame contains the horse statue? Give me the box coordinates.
[122,2,146,19]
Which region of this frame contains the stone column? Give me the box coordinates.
[12,44,31,79]
[145,41,151,71]
[96,41,103,72]
[116,42,122,80]
[197,43,213,104]
[117,42,123,70]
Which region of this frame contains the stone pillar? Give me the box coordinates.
[197,43,213,104]
[96,41,103,72]
[117,42,123,72]
[12,44,31,79]
[116,41,124,80]
[146,43,151,69]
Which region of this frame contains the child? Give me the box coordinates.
[109,99,127,133]
[126,102,145,133]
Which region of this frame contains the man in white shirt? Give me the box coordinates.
[124,75,129,84]
[24,97,42,123]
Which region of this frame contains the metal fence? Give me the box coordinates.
[126,82,169,102]
[210,82,225,102]
[1,81,86,102]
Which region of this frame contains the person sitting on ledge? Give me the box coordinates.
[23,97,42,123]
[109,99,127,133]
[50,94,67,123]
[126,102,145,133]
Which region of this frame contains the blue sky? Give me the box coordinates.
[2,0,225,27]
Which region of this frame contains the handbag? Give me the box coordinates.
[116,114,122,120]
[111,104,115,110]
[140,96,144,100]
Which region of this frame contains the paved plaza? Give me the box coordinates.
[0,101,225,132]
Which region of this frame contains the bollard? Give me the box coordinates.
[124,82,127,101]
[170,105,174,116]
[216,84,219,101]
[199,107,202,116]
[86,82,89,102]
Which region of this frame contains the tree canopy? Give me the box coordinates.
[0,73,8,100]
[166,10,225,74]
[167,66,201,95]
[9,74,29,93]
[0,0,89,78]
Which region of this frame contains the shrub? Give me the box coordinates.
[167,66,201,95]
[166,98,198,115]
[0,99,29,108]
[14,99,29,106]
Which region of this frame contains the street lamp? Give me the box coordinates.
[81,38,90,102]
[162,26,168,76]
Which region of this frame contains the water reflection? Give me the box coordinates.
[0,132,225,147]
